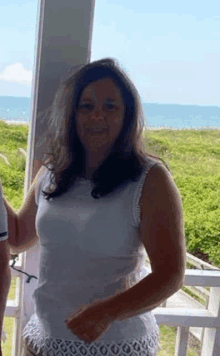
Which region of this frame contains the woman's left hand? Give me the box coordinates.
[65,299,115,343]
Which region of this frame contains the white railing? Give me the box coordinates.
[3,252,220,356]
[153,269,220,356]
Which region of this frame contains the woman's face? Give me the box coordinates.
[75,77,125,154]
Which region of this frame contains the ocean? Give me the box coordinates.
[0,95,220,130]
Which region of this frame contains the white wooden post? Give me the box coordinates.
[174,326,190,356]
[19,0,95,355]
[201,287,220,356]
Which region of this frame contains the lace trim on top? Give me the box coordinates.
[23,314,160,356]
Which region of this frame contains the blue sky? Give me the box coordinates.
[0,0,219,106]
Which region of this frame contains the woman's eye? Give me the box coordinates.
[106,103,114,110]
[79,103,115,110]
[80,104,93,110]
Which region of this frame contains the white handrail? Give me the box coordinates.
[185,252,220,271]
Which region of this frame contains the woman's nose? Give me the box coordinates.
[90,115,104,121]
[92,105,106,117]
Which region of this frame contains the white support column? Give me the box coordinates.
[19,0,95,354]
[201,287,220,356]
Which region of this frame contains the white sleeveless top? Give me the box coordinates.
[20,157,163,356]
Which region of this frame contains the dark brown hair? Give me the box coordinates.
[36,57,170,200]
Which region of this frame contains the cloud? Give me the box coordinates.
[0,63,32,85]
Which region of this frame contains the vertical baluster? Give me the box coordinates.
[201,287,220,356]
[174,326,190,356]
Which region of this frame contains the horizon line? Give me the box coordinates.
[0,95,219,108]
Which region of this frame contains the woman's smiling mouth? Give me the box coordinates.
[87,128,108,134]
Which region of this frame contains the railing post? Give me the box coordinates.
[212,328,220,355]
[201,287,220,356]
[174,326,190,356]
[200,289,211,353]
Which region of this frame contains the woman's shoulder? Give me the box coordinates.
[142,155,166,173]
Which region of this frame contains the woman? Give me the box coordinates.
[3,58,186,356]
